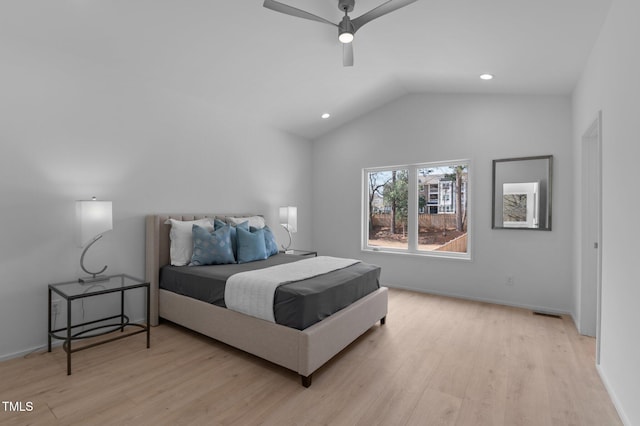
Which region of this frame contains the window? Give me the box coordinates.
[363,160,470,259]
[366,168,409,251]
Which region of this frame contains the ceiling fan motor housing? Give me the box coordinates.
[338,0,355,13]
[264,0,419,66]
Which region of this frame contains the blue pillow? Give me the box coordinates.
[251,225,279,257]
[236,227,268,264]
[214,219,248,258]
[190,224,235,266]
[214,218,248,231]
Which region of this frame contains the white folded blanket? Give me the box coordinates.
[224,256,360,323]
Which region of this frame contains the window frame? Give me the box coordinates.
[362,159,472,260]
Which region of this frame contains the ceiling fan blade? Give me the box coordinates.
[263,0,337,27]
[351,0,418,33]
[343,42,354,67]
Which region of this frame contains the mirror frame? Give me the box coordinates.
[492,155,553,230]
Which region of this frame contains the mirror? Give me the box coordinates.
[492,155,552,230]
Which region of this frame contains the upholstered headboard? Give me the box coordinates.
[144,214,256,326]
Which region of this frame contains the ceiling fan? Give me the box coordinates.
[263,0,418,67]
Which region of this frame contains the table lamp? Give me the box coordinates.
[76,197,112,283]
[279,206,297,253]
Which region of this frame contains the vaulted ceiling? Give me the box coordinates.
[1,1,612,139]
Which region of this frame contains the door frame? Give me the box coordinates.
[580,111,603,363]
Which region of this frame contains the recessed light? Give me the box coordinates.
[321,113,331,119]
[480,73,494,80]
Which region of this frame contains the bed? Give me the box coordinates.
[145,214,388,387]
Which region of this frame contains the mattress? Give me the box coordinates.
[159,253,380,330]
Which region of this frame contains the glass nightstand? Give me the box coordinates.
[48,274,150,375]
[281,249,318,257]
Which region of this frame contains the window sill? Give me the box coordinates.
[361,247,472,261]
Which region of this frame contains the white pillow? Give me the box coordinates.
[226,215,265,229]
[165,218,214,266]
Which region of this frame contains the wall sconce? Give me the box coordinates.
[279,206,297,253]
[76,197,112,283]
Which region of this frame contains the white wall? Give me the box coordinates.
[0,33,312,360]
[573,0,640,423]
[312,93,574,314]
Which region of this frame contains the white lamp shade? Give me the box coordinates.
[279,206,297,233]
[77,200,113,246]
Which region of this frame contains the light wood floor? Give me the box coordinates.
[0,289,621,425]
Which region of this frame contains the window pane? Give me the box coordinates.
[417,164,468,253]
[367,169,409,250]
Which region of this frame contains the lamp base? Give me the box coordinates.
[281,227,293,252]
[79,235,109,284]
[78,275,109,284]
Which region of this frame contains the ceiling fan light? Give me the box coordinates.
[338,15,354,44]
[339,31,354,43]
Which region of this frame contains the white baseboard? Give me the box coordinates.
[0,341,62,362]
[384,282,571,318]
[596,364,631,426]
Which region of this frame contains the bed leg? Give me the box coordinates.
[380,316,386,325]
[301,374,312,388]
